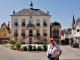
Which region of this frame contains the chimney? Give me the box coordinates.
[8,21,10,28]
[47,11,49,15]
[13,10,15,14]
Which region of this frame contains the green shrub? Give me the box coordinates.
[9,40,15,44]
[37,46,42,51]
[12,46,17,50]
[15,42,21,48]
[43,44,47,51]
[28,45,32,51]
[10,45,14,49]
[22,46,27,51]
[33,46,36,51]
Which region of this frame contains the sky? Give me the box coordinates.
[0,0,80,29]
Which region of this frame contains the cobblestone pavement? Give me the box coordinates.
[0,45,80,60]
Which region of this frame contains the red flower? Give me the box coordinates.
[18,48,22,51]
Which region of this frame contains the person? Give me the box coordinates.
[71,38,74,47]
[47,38,62,60]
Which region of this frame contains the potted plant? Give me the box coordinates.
[21,33,25,37]
[36,23,40,26]
[44,33,47,36]
[43,23,47,26]
[14,33,18,37]
[14,22,18,26]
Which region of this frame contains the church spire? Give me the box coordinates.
[72,14,75,26]
[30,1,33,9]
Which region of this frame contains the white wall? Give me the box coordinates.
[11,16,50,42]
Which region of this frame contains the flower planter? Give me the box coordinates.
[21,33,25,37]
[36,33,40,36]
[14,33,18,37]
[17,48,22,51]
[43,23,47,26]
[14,23,18,26]
[43,33,47,36]
[36,23,40,26]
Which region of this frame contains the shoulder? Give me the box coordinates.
[54,44,59,48]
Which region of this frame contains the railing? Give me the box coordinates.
[33,35,41,42]
[27,24,35,27]
[53,30,59,33]
[53,36,59,38]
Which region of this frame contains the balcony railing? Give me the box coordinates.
[36,23,40,26]
[53,30,59,33]
[27,24,35,27]
[14,22,18,26]
[21,33,25,37]
[53,36,59,38]
[22,22,25,27]
[36,33,40,36]
[43,33,47,36]
[43,23,47,26]
[14,33,18,37]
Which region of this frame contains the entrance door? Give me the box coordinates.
[29,29,33,37]
[29,38,32,44]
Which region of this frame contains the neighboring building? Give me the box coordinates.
[10,1,51,44]
[0,22,10,44]
[71,15,76,38]
[50,21,61,44]
[61,28,72,39]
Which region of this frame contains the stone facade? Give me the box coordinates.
[50,21,61,44]
[10,2,51,44]
[0,22,10,43]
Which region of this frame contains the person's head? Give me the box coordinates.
[50,38,55,44]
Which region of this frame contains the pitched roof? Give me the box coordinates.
[72,15,75,26]
[0,22,10,33]
[50,21,61,27]
[10,8,51,16]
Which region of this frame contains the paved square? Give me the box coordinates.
[0,45,80,60]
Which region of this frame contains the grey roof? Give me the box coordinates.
[10,8,50,16]
[50,21,61,27]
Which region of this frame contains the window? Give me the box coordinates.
[37,29,40,33]
[57,29,58,30]
[57,34,58,36]
[22,19,25,23]
[43,29,47,33]
[3,29,5,30]
[43,19,47,23]
[14,19,18,23]
[29,19,33,24]
[22,29,25,33]
[54,34,56,36]
[54,29,55,30]
[36,19,40,24]
[14,29,18,33]
[4,33,6,36]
